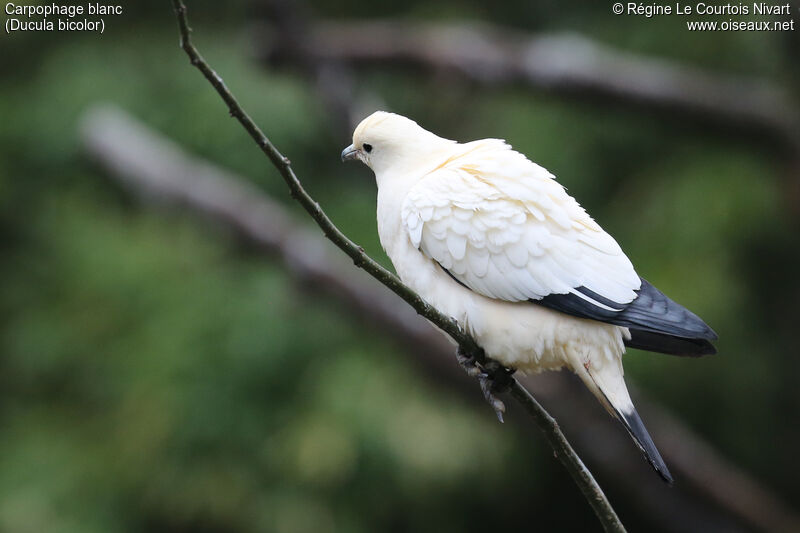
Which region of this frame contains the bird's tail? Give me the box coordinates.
[570,353,674,484]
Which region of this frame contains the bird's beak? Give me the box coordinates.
[341,144,359,162]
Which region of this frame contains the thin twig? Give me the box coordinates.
[169,2,625,531]
[508,382,625,529]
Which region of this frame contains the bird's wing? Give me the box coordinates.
[402,139,642,311]
[402,139,718,348]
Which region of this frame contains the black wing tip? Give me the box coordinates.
[631,279,716,338]
[534,280,719,349]
[617,407,674,485]
[700,340,718,355]
[692,320,718,342]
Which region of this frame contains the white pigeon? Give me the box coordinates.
[341,111,717,483]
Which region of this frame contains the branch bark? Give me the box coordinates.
[256,19,800,152]
[81,103,800,533]
[169,1,625,531]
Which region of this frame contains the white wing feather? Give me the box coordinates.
[401,139,640,306]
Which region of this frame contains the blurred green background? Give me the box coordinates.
[1,0,799,531]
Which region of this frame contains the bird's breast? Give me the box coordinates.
[373,171,626,375]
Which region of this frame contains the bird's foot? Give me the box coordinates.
[456,348,516,423]
[456,348,483,377]
[482,359,517,394]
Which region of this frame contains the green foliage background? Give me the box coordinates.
[0,1,798,531]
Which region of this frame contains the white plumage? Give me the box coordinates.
[342,111,717,483]
[401,139,640,307]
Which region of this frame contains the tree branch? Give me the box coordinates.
[81,104,800,533]
[169,1,625,530]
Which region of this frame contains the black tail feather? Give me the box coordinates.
[615,405,673,484]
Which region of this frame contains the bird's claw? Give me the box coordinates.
[483,360,517,394]
[478,372,507,423]
[457,348,515,423]
[456,349,482,377]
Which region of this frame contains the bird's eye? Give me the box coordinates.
[363,143,373,153]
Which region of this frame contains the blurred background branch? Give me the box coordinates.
[81,104,800,533]
[253,1,800,220]
[255,18,800,153]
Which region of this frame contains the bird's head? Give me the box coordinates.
[341,111,454,176]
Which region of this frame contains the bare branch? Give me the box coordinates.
[81,104,800,533]
[169,2,625,530]
[256,20,800,151]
